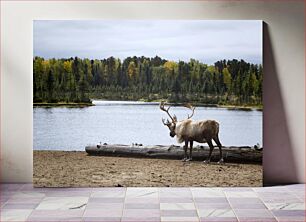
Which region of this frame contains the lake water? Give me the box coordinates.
[33,100,262,151]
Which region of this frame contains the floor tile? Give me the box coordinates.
[19,184,37,191]
[83,217,121,222]
[36,196,88,210]
[228,197,263,204]
[0,209,32,221]
[6,197,44,204]
[2,203,39,209]
[38,187,92,192]
[261,197,302,204]
[125,197,159,203]
[86,202,123,209]
[122,209,160,217]
[83,209,123,217]
[1,184,24,191]
[276,217,306,222]
[253,186,290,193]
[196,202,231,209]
[191,188,225,197]
[160,203,196,210]
[159,188,191,192]
[161,209,198,217]
[91,187,126,190]
[292,192,305,201]
[89,197,125,203]
[126,188,158,198]
[11,191,45,199]
[257,192,301,203]
[194,197,228,203]
[1,202,7,208]
[1,191,15,197]
[230,202,267,209]
[29,209,84,218]
[0,183,305,222]
[198,209,235,217]
[26,216,83,221]
[160,197,194,203]
[256,191,295,196]
[122,217,161,221]
[234,209,274,218]
[161,216,199,222]
[271,209,305,217]
[265,202,305,210]
[200,217,238,222]
[237,217,277,222]
[91,189,125,198]
[1,196,10,206]
[285,184,305,189]
[223,188,253,192]
[159,188,192,198]
[125,203,160,209]
[45,191,91,197]
[225,191,258,198]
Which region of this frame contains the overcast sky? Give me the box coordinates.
[34,20,262,64]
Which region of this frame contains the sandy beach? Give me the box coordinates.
[34,151,262,187]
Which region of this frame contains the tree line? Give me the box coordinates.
[33,56,262,106]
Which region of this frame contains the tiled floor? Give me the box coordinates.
[0,184,304,222]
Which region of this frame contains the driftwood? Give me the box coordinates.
[85,144,262,164]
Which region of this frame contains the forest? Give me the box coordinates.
[33,56,263,106]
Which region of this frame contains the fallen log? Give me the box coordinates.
[85,144,262,164]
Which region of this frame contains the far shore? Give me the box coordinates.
[33,99,262,111]
[34,150,262,187]
[33,102,94,108]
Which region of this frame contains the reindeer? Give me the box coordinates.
[160,101,224,163]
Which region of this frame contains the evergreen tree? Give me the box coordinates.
[33,56,262,106]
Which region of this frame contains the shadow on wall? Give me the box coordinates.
[263,22,298,186]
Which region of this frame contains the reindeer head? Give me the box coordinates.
[159,101,177,137]
[160,101,196,138]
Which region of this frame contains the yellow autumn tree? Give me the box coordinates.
[128,61,137,79]
[163,61,178,73]
[222,67,232,91]
[63,61,72,73]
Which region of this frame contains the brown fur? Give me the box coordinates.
[175,119,220,144]
[160,102,223,162]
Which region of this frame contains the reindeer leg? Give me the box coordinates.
[186,141,193,161]
[213,136,224,164]
[182,140,188,162]
[204,140,214,164]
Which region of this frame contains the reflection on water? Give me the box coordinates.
[34,101,262,151]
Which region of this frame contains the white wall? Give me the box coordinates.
[1,1,304,184]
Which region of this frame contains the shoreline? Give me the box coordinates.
[138,99,262,111]
[33,100,262,111]
[34,150,262,187]
[33,102,94,108]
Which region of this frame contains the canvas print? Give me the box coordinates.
[33,20,263,187]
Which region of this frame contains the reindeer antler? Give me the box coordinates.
[162,118,171,126]
[159,101,177,123]
[185,103,195,119]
